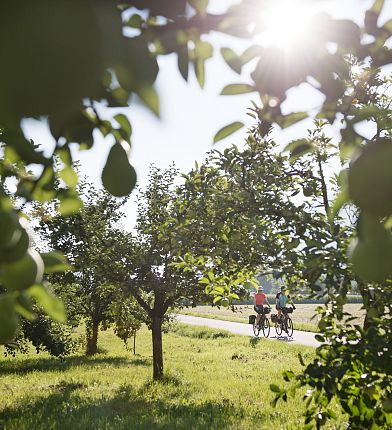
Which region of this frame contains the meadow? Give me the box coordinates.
[178,304,365,333]
[0,324,345,429]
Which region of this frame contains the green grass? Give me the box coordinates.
[178,304,365,333]
[0,324,345,429]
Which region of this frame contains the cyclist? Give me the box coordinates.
[275,286,295,320]
[254,286,270,325]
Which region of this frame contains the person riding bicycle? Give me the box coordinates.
[275,286,295,320]
[254,286,270,325]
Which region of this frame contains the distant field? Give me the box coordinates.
[178,304,365,333]
[0,325,346,429]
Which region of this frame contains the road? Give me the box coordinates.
[176,314,320,348]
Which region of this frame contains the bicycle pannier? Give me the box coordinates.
[249,315,256,324]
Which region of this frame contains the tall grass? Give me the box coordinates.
[0,325,344,429]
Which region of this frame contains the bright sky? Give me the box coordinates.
[24,0,392,229]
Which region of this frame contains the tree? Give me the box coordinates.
[108,297,145,355]
[34,183,133,355]
[174,125,335,300]
[181,110,392,428]
[122,166,209,379]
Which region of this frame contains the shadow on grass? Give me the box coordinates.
[270,335,294,343]
[0,382,247,430]
[0,354,151,376]
[249,337,262,348]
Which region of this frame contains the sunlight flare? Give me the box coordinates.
[258,0,314,49]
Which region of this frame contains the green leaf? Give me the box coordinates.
[136,85,160,117]
[28,284,66,323]
[41,252,71,273]
[370,0,384,14]
[195,40,213,60]
[383,18,392,32]
[220,84,255,95]
[270,384,281,393]
[195,58,205,88]
[59,166,78,188]
[284,139,315,161]
[277,112,308,129]
[114,114,132,140]
[213,122,244,144]
[329,188,349,221]
[59,196,83,216]
[177,45,189,81]
[15,291,35,320]
[126,14,143,28]
[189,0,208,15]
[56,146,72,166]
[241,45,262,65]
[220,47,242,74]
[382,396,392,413]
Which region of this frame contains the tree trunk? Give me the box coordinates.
[86,319,99,355]
[133,332,136,355]
[151,315,164,380]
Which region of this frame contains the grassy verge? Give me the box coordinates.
[0,325,345,429]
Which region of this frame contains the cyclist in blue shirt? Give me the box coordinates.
[275,286,295,320]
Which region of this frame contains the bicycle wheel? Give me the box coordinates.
[275,321,282,336]
[253,321,261,337]
[262,317,270,337]
[285,317,293,337]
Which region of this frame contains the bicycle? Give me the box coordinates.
[274,306,295,337]
[253,307,271,337]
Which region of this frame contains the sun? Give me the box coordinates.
[257,0,314,49]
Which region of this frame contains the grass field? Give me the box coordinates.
[178,304,365,333]
[0,324,345,429]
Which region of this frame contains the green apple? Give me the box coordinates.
[0,211,21,249]
[2,250,44,291]
[0,227,30,262]
[348,140,392,217]
[220,297,230,307]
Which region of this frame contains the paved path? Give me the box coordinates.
[176,314,320,348]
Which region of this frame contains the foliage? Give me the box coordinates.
[176,122,351,304]
[4,310,80,358]
[177,116,390,428]
[108,298,144,355]
[33,183,135,355]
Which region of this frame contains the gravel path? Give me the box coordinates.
[176,314,320,348]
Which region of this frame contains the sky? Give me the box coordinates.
[23,0,392,229]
